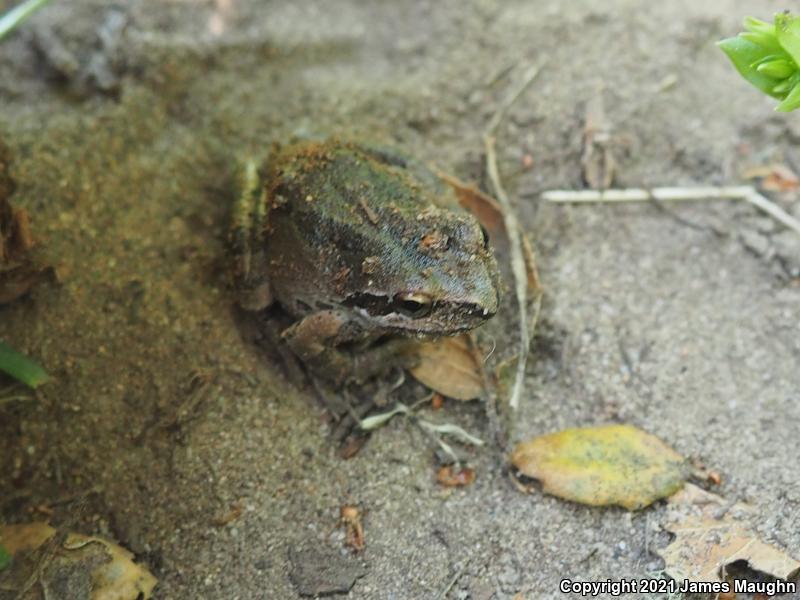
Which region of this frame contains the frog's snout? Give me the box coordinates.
[479,288,499,318]
[462,286,499,322]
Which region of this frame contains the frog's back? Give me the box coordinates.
[267,140,436,218]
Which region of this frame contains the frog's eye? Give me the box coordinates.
[479,225,490,249]
[393,292,432,319]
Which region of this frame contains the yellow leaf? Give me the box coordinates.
[510,424,688,510]
[0,523,157,600]
[658,484,800,584]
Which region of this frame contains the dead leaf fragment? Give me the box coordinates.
[437,465,476,487]
[409,334,485,401]
[658,483,800,585]
[0,522,157,599]
[339,505,365,553]
[510,424,688,510]
[742,164,800,192]
[717,589,736,600]
[581,94,616,190]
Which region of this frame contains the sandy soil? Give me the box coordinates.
[1,0,799,598]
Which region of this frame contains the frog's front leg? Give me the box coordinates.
[281,310,419,386]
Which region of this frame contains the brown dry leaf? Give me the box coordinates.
[718,590,736,600]
[339,505,365,553]
[510,424,688,510]
[0,522,158,599]
[658,483,800,584]
[742,164,800,192]
[437,465,476,487]
[439,172,505,238]
[410,334,484,401]
[581,94,616,190]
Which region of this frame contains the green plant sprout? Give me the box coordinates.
[0,340,48,388]
[719,12,800,111]
[0,0,53,41]
[0,543,10,571]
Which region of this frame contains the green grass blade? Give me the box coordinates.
[0,544,10,571]
[0,0,53,41]
[0,340,49,388]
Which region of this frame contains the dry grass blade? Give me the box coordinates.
[542,186,800,236]
[746,190,800,234]
[0,0,53,41]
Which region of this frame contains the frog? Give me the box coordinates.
[230,139,500,386]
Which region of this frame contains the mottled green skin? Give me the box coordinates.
[231,139,500,383]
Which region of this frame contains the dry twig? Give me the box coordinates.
[483,61,545,412]
[542,186,800,235]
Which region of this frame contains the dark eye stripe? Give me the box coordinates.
[343,292,394,316]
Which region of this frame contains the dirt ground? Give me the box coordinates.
[1,0,799,598]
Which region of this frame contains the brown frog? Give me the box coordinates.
[231,139,500,385]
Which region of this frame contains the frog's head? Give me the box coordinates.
[344,206,500,336]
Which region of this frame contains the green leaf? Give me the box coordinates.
[718,37,785,99]
[0,543,10,571]
[0,340,49,388]
[757,58,795,79]
[739,31,784,54]
[749,53,785,68]
[776,80,800,111]
[744,16,776,36]
[773,79,794,94]
[775,13,800,66]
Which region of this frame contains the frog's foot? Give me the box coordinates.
[350,338,420,383]
[282,310,420,386]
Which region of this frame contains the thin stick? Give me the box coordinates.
[541,185,800,235]
[485,63,544,135]
[542,186,752,203]
[484,61,545,412]
[746,190,800,235]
